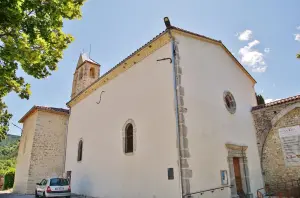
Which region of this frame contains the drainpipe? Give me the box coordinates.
[167,28,184,198]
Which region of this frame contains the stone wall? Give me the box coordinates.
[26,111,69,193]
[252,100,300,186]
[263,108,300,185]
[14,112,38,194]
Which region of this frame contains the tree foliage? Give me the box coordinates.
[256,93,265,105]
[0,140,19,160]
[3,167,15,190]
[0,0,85,139]
[0,139,19,176]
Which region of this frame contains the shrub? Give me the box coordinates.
[3,168,15,190]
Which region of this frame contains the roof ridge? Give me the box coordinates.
[170,26,221,43]
[252,94,300,111]
[19,106,69,123]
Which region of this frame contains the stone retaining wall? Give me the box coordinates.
[252,100,300,186]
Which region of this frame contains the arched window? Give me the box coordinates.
[122,119,136,155]
[125,124,133,153]
[90,67,95,78]
[77,139,83,162]
[79,68,83,80]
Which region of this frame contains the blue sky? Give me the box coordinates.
[4,0,300,135]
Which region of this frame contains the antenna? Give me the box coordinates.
[89,44,92,58]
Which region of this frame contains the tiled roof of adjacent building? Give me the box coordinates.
[19,106,69,123]
[252,94,300,111]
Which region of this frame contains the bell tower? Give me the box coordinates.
[71,53,100,98]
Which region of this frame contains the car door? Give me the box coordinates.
[36,179,45,195]
[40,179,48,194]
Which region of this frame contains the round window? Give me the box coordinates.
[223,91,236,114]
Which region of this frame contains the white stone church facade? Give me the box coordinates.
[14,19,263,198]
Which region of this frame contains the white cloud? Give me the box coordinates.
[295,34,300,41]
[238,40,267,72]
[238,30,253,41]
[248,40,260,48]
[265,98,280,103]
[264,48,270,53]
[297,26,300,30]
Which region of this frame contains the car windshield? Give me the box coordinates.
[50,178,69,186]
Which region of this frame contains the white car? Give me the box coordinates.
[35,177,71,198]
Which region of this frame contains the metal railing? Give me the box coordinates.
[257,179,300,198]
[183,185,233,197]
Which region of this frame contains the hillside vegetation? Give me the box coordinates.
[0,135,20,176]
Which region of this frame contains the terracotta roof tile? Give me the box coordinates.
[35,106,69,114]
[19,106,69,123]
[252,94,300,111]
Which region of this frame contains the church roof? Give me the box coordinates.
[76,53,100,68]
[19,106,69,123]
[67,25,256,108]
[252,94,300,111]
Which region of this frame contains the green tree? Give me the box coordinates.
[297,53,300,59]
[3,167,15,190]
[256,93,265,105]
[0,0,85,139]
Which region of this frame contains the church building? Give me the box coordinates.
[64,18,263,198]
[15,18,264,198]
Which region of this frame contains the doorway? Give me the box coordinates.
[233,157,243,193]
[226,144,251,197]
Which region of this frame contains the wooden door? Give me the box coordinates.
[233,157,243,193]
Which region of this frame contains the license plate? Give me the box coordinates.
[55,187,64,190]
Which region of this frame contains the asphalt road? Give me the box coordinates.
[0,194,34,198]
[0,194,80,198]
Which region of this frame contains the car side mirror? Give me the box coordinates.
[36,183,40,185]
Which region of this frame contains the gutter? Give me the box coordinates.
[167,28,184,198]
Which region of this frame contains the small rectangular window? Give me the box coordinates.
[42,179,48,186]
[168,168,174,180]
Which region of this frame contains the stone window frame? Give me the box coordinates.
[226,144,252,198]
[77,138,83,162]
[223,91,236,114]
[122,119,137,156]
